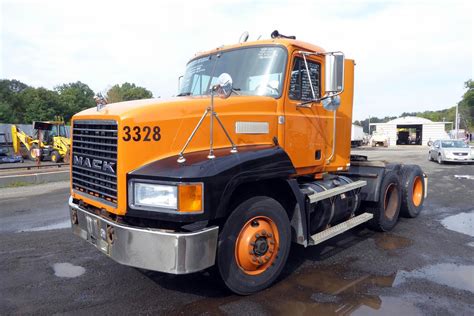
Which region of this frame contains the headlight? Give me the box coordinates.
[130,181,203,213]
[134,183,178,209]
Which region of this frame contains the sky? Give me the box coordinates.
[0,0,472,120]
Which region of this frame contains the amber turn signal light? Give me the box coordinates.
[178,184,203,213]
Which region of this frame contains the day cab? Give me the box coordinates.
[68,31,427,294]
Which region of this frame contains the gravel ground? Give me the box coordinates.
[0,147,473,315]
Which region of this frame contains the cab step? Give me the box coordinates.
[307,180,367,204]
[309,212,373,246]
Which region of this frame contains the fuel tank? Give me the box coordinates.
[300,175,360,235]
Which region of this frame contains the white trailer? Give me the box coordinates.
[351,124,364,147]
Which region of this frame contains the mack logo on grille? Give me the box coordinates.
[73,156,116,174]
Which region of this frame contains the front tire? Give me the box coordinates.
[217,196,291,295]
[50,150,61,163]
[437,155,443,164]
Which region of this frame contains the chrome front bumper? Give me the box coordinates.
[443,156,474,162]
[69,197,219,274]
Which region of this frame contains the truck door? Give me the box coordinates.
[283,52,326,173]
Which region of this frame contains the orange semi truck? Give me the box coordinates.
[69,31,427,294]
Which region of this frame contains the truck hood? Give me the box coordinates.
[71,95,279,215]
[73,94,279,164]
[75,95,276,121]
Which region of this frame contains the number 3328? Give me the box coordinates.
[122,126,161,141]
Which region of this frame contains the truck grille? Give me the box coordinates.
[72,120,118,206]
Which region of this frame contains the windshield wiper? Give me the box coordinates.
[177,92,192,96]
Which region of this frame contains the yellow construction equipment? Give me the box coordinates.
[11,119,71,163]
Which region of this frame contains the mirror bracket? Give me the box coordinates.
[177,73,238,163]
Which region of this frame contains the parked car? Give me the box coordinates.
[428,140,474,164]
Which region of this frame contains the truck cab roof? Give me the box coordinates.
[193,38,327,61]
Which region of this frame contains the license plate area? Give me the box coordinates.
[86,215,99,243]
[85,215,109,253]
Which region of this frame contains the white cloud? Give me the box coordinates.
[1,0,472,120]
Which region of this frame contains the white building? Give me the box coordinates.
[370,116,451,147]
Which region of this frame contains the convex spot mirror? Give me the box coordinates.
[215,73,233,99]
[322,95,341,111]
[325,53,344,94]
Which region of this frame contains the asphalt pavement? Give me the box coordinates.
[0,147,473,315]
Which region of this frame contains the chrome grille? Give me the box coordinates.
[72,120,118,205]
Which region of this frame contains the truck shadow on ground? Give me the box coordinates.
[138,227,376,300]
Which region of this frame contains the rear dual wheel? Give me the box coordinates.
[366,171,402,232]
[400,165,425,218]
[217,196,291,295]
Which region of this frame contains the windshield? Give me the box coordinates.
[59,125,69,137]
[179,46,287,98]
[441,140,468,148]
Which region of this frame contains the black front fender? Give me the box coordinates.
[127,145,296,223]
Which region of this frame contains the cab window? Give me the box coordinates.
[289,57,321,101]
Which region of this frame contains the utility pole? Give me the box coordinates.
[368,115,371,135]
[455,103,459,139]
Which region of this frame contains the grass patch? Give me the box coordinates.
[3,181,32,188]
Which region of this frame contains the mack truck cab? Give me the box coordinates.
[69,31,427,295]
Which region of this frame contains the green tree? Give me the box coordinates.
[0,101,15,123]
[55,81,95,122]
[0,79,29,123]
[20,87,61,123]
[106,82,153,103]
[458,79,473,131]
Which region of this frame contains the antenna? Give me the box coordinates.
[239,31,249,43]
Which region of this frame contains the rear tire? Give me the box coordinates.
[28,145,41,161]
[366,171,402,232]
[217,196,291,295]
[400,165,425,218]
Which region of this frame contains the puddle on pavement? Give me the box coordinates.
[53,262,85,278]
[394,263,474,293]
[351,296,422,316]
[454,175,474,180]
[440,211,474,237]
[18,220,71,233]
[171,263,421,315]
[375,234,413,250]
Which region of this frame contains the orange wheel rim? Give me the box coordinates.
[235,216,280,275]
[384,184,399,220]
[412,176,423,207]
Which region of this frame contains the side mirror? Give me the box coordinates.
[215,73,233,99]
[325,53,344,94]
